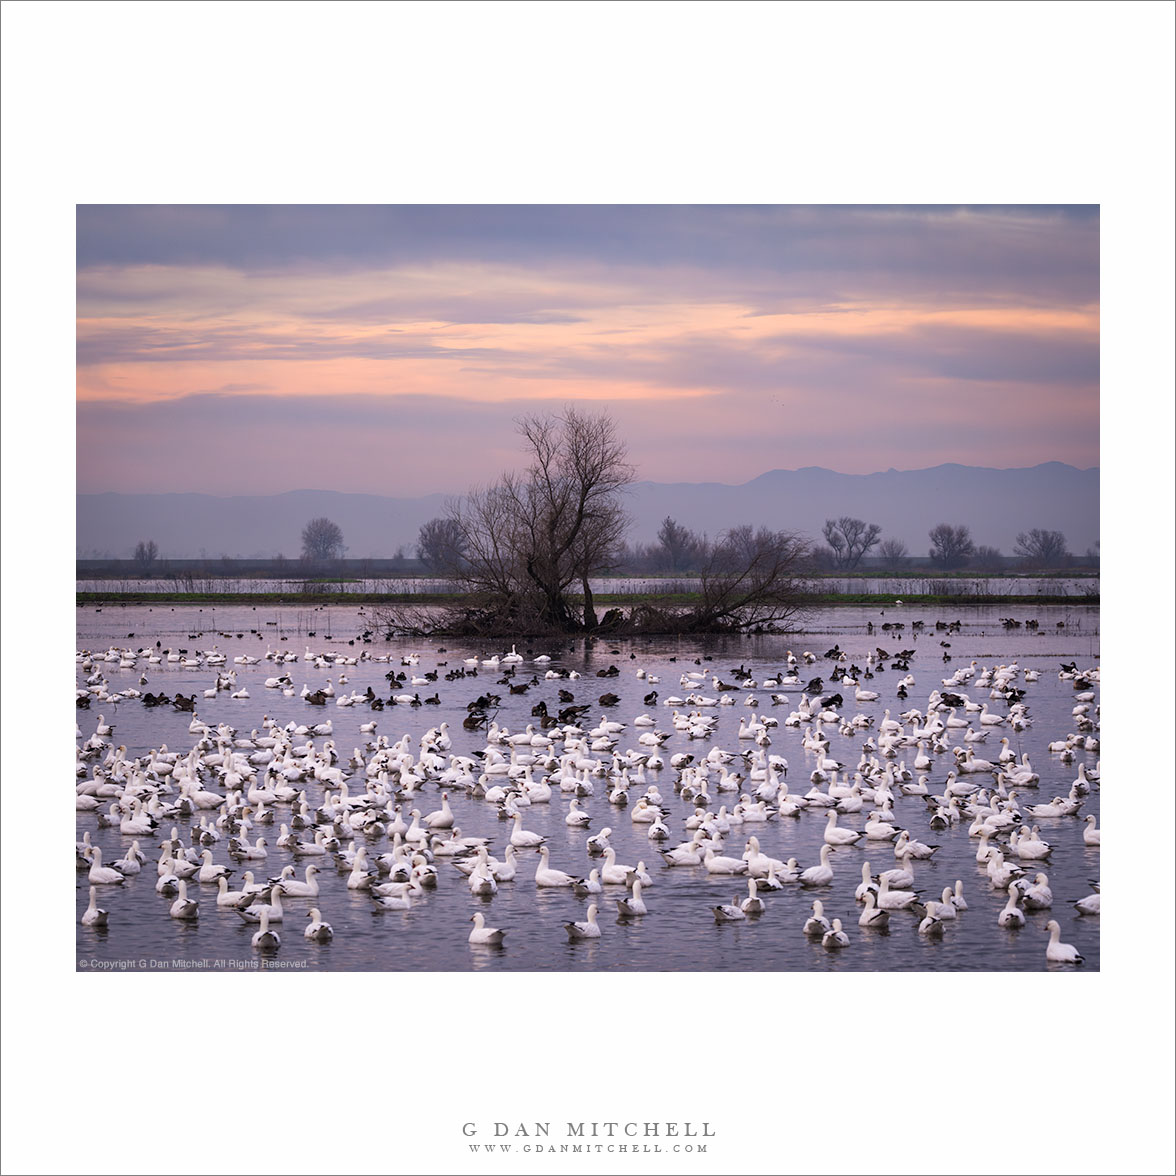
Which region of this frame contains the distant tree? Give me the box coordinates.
[822,517,882,570]
[928,523,975,569]
[808,545,839,571]
[1013,528,1069,567]
[656,516,701,572]
[133,539,159,571]
[301,517,345,562]
[877,537,910,569]
[417,516,468,574]
[971,545,1005,570]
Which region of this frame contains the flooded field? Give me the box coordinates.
[76,574,1099,597]
[76,602,1099,972]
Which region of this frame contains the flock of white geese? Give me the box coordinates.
[77,637,1098,966]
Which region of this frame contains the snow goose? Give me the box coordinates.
[586,827,612,856]
[822,918,850,949]
[574,868,603,897]
[858,892,889,929]
[422,794,455,830]
[216,877,250,908]
[251,909,281,949]
[703,846,748,876]
[239,887,284,923]
[986,850,1025,890]
[601,847,637,885]
[712,895,746,922]
[879,854,915,890]
[617,879,648,917]
[855,862,879,902]
[278,864,321,897]
[740,878,765,915]
[80,886,108,927]
[1044,920,1084,964]
[951,880,968,910]
[305,908,334,940]
[88,847,126,886]
[1083,814,1100,846]
[803,900,831,937]
[876,876,920,911]
[509,813,546,849]
[565,797,592,827]
[823,810,862,846]
[468,912,507,945]
[1074,887,1100,916]
[998,885,1026,928]
[918,908,945,937]
[1021,872,1053,909]
[197,850,232,883]
[535,846,577,888]
[564,903,601,940]
[799,845,834,888]
[169,880,199,920]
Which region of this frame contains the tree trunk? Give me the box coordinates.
[581,574,597,630]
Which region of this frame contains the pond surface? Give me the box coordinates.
[76,602,1099,972]
[76,575,1099,597]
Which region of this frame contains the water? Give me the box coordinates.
[75,574,1099,597]
[76,602,1100,971]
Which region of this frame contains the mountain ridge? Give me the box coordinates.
[76,463,1100,560]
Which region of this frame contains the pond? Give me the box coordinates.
[76,601,1099,972]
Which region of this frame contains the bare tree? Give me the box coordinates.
[928,523,975,569]
[420,407,634,633]
[301,517,345,562]
[822,517,882,570]
[971,545,1005,570]
[877,537,909,569]
[631,525,810,633]
[1013,528,1069,567]
[416,516,468,574]
[133,539,159,571]
[655,516,701,572]
[689,526,810,631]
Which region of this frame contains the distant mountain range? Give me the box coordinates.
[76,462,1099,560]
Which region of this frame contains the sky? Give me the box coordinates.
[76,205,1100,495]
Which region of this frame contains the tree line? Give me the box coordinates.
[126,408,1094,633]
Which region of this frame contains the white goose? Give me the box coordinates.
[510,813,546,848]
[740,878,765,915]
[305,908,334,940]
[858,891,889,929]
[534,847,577,888]
[803,899,831,936]
[469,912,507,945]
[617,880,648,917]
[712,895,747,922]
[169,879,199,920]
[88,847,126,886]
[1044,920,1084,964]
[799,845,834,887]
[81,886,108,926]
[564,903,601,940]
[251,909,280,949]
[998,885,1026,928]
[823,810,862,846]
[601,847,637,885]
[278,864,321,897]
[822,918,850,949]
